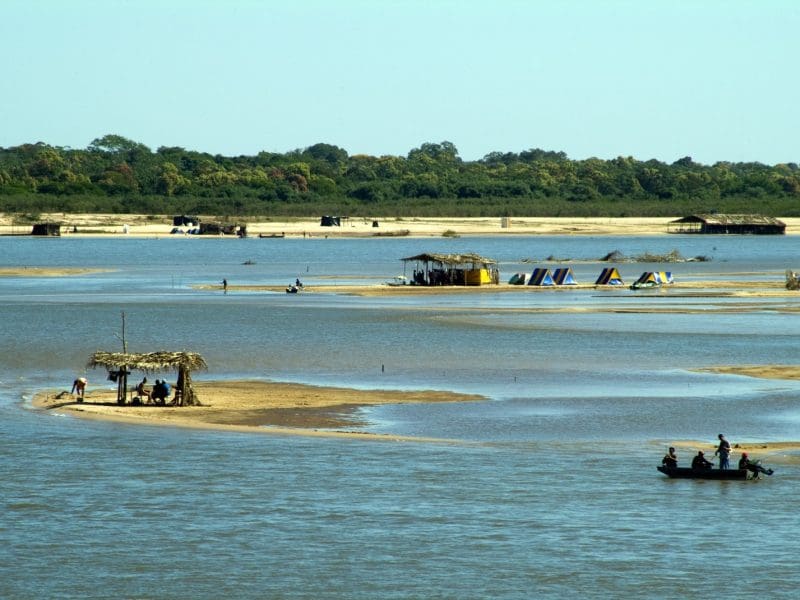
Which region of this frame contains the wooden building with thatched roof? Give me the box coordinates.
[88,350,207,406]
[668,214,786,235]
[402,252,499,286]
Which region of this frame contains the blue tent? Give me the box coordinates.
[552,267,578,285]
[528,268,555,286]
[595,267,624,285]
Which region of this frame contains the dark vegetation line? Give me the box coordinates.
[1,134,798,218]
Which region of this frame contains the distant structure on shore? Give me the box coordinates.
[31,222,61,236]
[668,214,786,235]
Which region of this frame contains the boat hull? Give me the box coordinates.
[657,466,748,480]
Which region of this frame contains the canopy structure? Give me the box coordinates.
[401,253,499,286]
[88,350,207,406]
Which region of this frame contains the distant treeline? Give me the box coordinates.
[1,134,799,218]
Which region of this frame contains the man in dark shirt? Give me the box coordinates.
[662,447,678,468]
[715,434,731,469]
[691,451,712,470]
[738,452,774,477]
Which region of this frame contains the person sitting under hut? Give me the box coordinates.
[738,452,774,477]
[691,450,713,470]
[136,377,152,403]
[151,379,171,405]
[662,447,678,468]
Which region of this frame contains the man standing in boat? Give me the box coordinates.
[715,434,731,469]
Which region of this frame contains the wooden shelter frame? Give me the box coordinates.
[88,350,207,406]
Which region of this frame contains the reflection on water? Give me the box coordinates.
[2,236,800,599]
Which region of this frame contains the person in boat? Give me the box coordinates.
[715,433,732,469]
[691,450,713,470]
[661,447,678,468]
[737,452,774,476]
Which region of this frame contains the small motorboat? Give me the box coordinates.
[385,275,408,286]
[657,466,750,480]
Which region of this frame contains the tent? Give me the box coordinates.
[508,272,530,285]
[528,268,555,286]
[631,271,673,289]
[595,267,624,286]
[552,267,578,285]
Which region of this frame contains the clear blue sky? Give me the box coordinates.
[2,0,798,165]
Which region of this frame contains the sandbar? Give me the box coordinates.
[658,364,800,463]
[698,364,800,380]
[0,267,107,277]
[32,380,484,442]
[195,279,797,300]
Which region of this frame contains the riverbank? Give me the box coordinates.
[0,214,746,237]
[1,214,675,237]
[32,380,484,442]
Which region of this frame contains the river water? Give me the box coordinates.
[1,234,799,599]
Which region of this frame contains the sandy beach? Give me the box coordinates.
[32,380,484,442]
[5,213,800,238]
[0,214,675,237]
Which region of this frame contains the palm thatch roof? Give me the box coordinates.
[670,214,785,226]
[88,350,207,373]
[401,252,497,266]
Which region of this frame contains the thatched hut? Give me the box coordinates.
[668,214,786,235]
[88,350,207,406]
[401,252,499,286]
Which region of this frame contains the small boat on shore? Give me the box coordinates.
[657,466,749,480]
[385,275,408,286]
[259,233,285,238]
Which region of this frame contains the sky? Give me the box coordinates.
[2,0,798,165]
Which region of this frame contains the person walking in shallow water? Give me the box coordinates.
[222,279,228,293]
